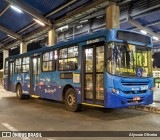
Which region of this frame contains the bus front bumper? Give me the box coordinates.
[104,92,153,109]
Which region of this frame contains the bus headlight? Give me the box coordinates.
[112,88,120,94]
[116,90,120,94]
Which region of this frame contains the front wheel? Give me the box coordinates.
[65,88,81,112]
[16,84,25,100]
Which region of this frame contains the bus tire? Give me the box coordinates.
[65,88,81,112]
[16,84,25,100]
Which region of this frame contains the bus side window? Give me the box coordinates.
[10,62,14,75]
[68,58,78,70]
[42,50,57,71]
[15,58,22,73]
[22,57,30,73]
[58,46,78,70]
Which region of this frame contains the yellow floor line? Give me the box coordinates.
[82,102,104,108]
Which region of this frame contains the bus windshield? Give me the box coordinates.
[107,42,151,77]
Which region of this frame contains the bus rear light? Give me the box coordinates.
[151,87,155,91]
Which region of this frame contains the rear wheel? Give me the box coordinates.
[16,84,25,100]
[65,88,81,112]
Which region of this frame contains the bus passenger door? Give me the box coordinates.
[31,56,40,95]
[82,42,104,105]
[8,61,14,91]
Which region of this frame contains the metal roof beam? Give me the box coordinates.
[131,4,160,19]
[55,0,109,28]
[46,0,77,17]
[128,16,160,39]
[3,0,77,36]
[126,20,160,31]
[6,0,52,27]
[120,4,160,21]
[117,0,132,6]
[2,27,50,50]
[0,4,10,16]
[0,24,22,39]
[145,21,160,27]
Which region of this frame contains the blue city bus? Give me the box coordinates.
[4,29,154,111]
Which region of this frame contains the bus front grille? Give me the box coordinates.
[121,82,149,86]
[124,90,147,94]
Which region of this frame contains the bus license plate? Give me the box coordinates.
[133,97,140,101]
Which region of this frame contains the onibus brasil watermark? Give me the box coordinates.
[1,132,42,138]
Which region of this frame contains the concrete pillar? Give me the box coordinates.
[106,1,120,29]
[3,49,9,69]
[20,42,27,54]
[48,27,57,46]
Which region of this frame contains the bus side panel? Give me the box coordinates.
[35,71,62,100]
[4,75,8,90]
[9,73,15,92]
[13,73,23,93]
[35,71,81,102]
[21,73,30,95]
[74,86,81,104]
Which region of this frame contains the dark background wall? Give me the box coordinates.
[9,46,20,56]
[153,53,160,68]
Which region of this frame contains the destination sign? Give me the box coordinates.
[87,38,99,44]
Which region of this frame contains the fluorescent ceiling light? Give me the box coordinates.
[96,15,103,19]
[8,34,16,39]
[11,46,17,50]
[153,36,159,41]
[140,30,147,35]
[58,25,68,31]
[77,25,83,29]
[33,19,45,26]
[10,5,23,13]
[80,20,88,23]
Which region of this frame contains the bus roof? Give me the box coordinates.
[6,29,152,60]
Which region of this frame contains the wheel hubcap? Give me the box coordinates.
[17,88,20,97]
[67,94,75,106]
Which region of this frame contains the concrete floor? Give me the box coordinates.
[0,87,160,140]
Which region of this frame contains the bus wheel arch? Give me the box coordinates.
[62,85,73,101]
[16,83,21,93]
[16,83,23,100]
[16,83,29,100]
[63,85,81,112]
